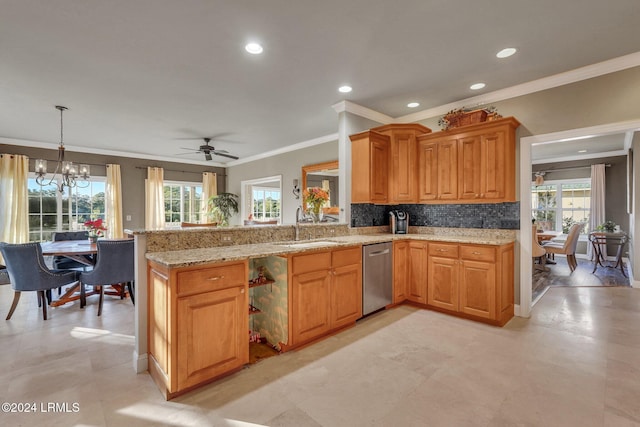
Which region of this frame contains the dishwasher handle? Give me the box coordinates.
[368,249,390,257]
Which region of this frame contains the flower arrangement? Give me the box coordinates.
[84,218,107,237]
[303,187,329,215]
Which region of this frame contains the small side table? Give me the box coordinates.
[588,231,628,277]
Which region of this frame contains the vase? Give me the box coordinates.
[88,235,98,243]
[310,210,323,223]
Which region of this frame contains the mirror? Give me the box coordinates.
[302,161,339,216]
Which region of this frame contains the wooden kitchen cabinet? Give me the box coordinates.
[416,117,519,203]
[427,242,514,325]
[393,241,409,303]
[350,130,390,204]
[373,123,431,204]
[290,246,362,346]
[147,260,249,399]
[407,241,428,304]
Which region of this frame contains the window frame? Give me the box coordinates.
[163,180,203,225]
[531,177,591,233]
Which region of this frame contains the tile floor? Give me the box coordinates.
[0,283,639,426]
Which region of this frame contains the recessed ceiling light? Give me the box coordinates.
[470,83,486,90]
[407,102,420,108]
[338,85,352,93]
[496,47,517,58]
[578,149,588,153]
[245,43,263,54]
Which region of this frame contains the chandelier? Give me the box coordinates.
[35,106,90,193]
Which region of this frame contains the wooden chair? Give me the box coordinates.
[543,223,585,272]
[532,225,548,271]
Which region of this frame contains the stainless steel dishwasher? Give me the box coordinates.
[362,242,393,316]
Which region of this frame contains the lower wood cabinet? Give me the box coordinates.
[393,241,409,303]
[428,242,514,325]
[393,240,428,305]
[290,246,362,346]
[147,260,249,399]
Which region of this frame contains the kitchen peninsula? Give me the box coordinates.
[137,223,515,399]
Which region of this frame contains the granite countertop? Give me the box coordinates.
[146,233,515,268]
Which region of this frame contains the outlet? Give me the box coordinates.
[220,232,234,245]
[126,215,132,221]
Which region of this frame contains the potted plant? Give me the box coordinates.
[207,192,239,226]
[596,220,617,233]
[84,218,107,242]
[303,187,329,223]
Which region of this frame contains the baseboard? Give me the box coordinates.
[133,350,148,373]
[514,304,521,317]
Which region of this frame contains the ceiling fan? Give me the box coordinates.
[180,137,239,161]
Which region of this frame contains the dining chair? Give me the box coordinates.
[531,225,548,271]
[51,231,92,270]
[543,223,585,272]
[0,242,80,320]
[79,239,134,316]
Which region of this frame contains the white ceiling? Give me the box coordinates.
[532,133,629,164]
[1,0,639,166]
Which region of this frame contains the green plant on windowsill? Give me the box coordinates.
[562,217,575,234]
[596,220,617,233]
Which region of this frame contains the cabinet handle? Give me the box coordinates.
[472,251,481,255]
[240,288,245,294]
[475,194,479,197]
[437,249,448,252]
[207,275,225,281]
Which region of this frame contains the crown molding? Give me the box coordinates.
[331,100,393,124]
[394,51,640,123]
[526,119,640,145]
[225,132,339,167]
[0,137,224,167]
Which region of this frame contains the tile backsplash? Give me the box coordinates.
[351,202,520,230]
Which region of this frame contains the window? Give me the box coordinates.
[252,187,281,220]
[532,179,590,233]
[28,178,106,242]
[164,181,203,225]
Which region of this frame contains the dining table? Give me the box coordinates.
[40,239,129,307]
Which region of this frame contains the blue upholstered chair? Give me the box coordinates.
[0,242,80,320]
[79,240,134,316]
[51,231,92,270]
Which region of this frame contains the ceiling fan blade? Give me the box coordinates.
[214,152,239,160]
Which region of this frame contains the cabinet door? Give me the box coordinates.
[330,263,362,329]
[407,241,428,304]
[370,138,390,203]
[458,135,483,200]
[418,141,438,201]
[480,131,507,200]
[437,139,458,200]
[390,131,417,203]
[428,256,458,311]
[176,286,248,390]
[291,269,331,345]
[459,260,496,320]
[393,241,409,303]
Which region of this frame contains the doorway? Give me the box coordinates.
[519,120,640,317]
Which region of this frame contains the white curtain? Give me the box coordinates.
[588,164,606,260]
[0,154,29,264]
[202,172,217,219]
[106,164,124,238]
[145,167,165,230]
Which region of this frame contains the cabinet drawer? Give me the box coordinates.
[428,243,459,258]
[291,250,331,275]
[331,246,361,268]
[177,262,246,295]
[460,245,496,262]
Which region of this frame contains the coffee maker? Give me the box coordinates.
[389,210,409,234]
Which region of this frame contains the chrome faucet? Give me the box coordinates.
[295,206,302,241]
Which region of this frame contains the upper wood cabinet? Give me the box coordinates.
[350,130,390,204]
[417,117,519,204]
[372,124,431,204]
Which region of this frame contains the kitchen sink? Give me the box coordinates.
[275,240,340,249]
